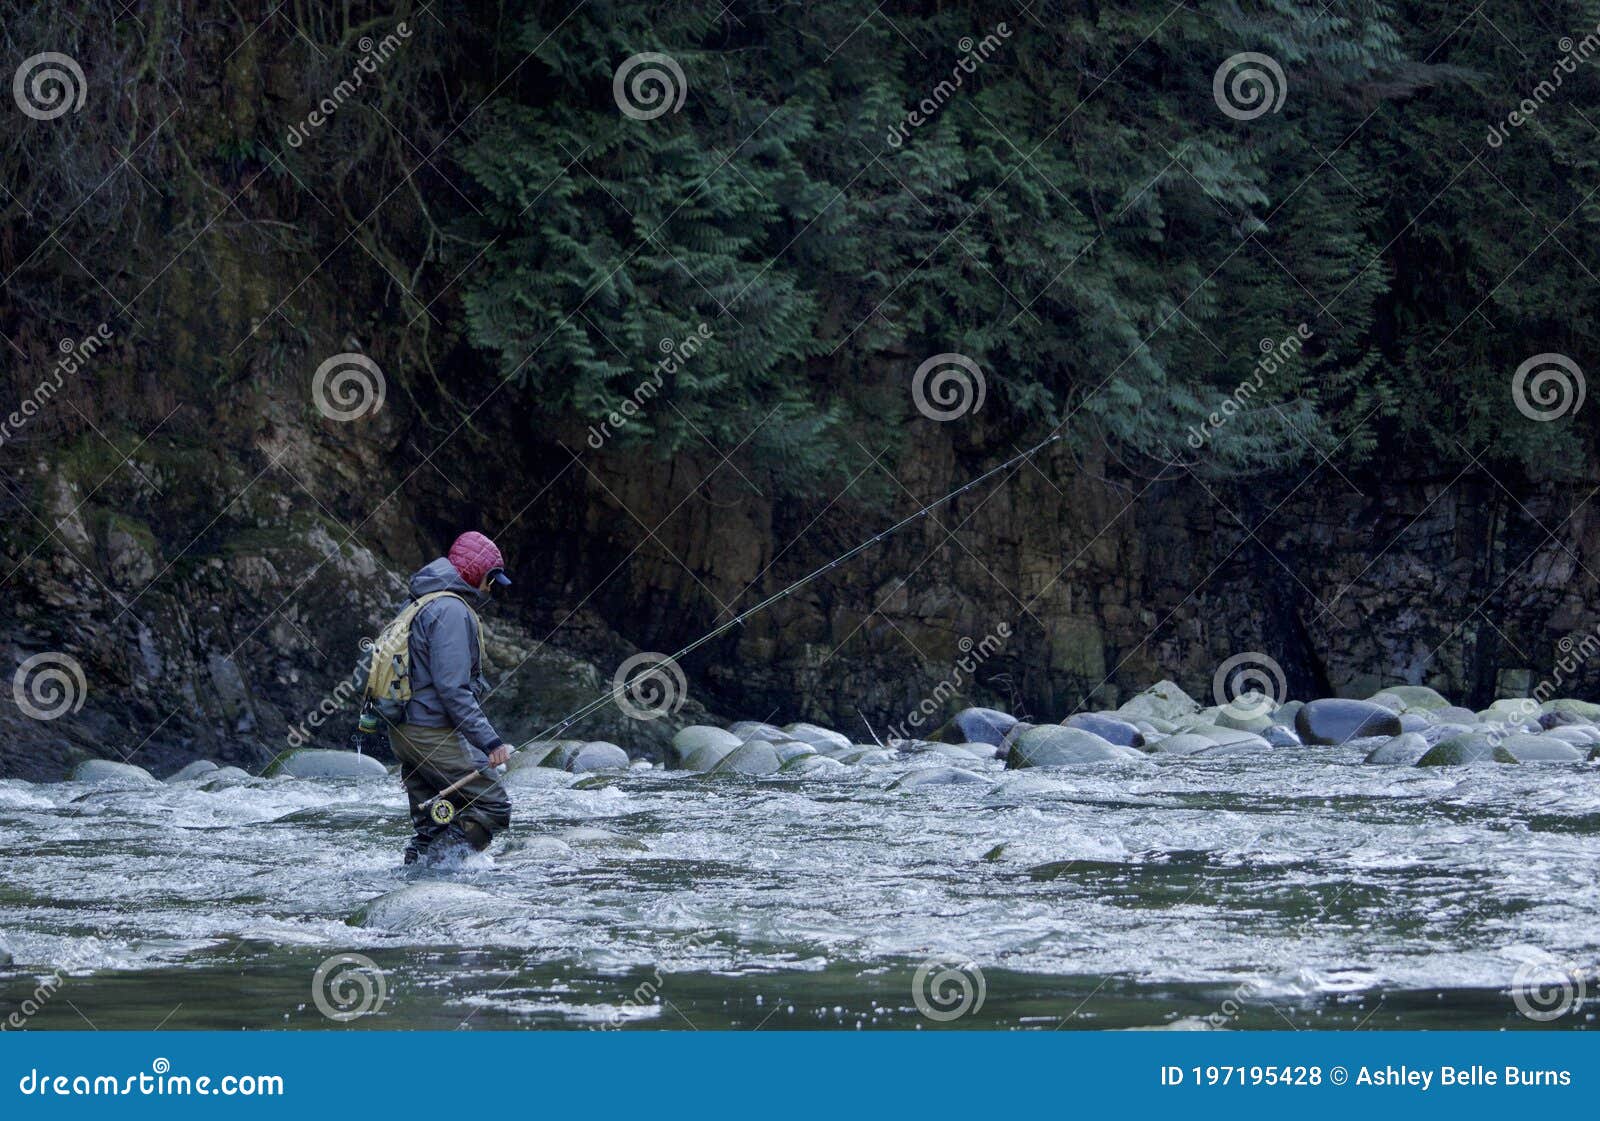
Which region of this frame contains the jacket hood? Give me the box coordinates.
[408,556,484,603]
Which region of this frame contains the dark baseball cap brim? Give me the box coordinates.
[491,569,512,586]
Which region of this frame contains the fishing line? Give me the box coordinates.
[420,428,1067,821]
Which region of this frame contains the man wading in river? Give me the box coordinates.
[369,531,514,864]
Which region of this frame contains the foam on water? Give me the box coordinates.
[2,747,1597,1028]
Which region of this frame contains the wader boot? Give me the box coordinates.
[390,723,511,861]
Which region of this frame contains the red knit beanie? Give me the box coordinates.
[447,531,509,588]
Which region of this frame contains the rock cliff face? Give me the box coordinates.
[2,352,1594,782]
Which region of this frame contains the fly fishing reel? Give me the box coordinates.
[429,799,456,825]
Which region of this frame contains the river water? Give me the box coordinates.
[2,743,1597,1030]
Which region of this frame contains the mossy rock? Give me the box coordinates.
[564,741,630,773]
[1368,685,1452,713]
[1114,679,1201,723]
[779,753,847,776]
[1541,698,1600,722]
[708,741,782,776]
[671,726,742,767]
[508,741,581,772]
[166,760,219,782]
[263,748,388,779]
[1415,734,1518,766]
[1007,726,1145,768]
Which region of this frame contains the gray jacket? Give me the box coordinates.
[401,557,503,752]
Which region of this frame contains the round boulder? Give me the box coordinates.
[1063,713,1145,748]
[1007,726,1145,768]
[1263,724,1302,748]
[1143,733,1217,756]
[1415,733,1518,766]
[1115,679,1201,723]
[263,748,388,779]
[781,723,852,752]
[166,760,219,782]
[934,707,1017,747]
[1368,685,1451,713]
[1498,734,1586,763]
[68,759,159,785]
[671,726,742,768]
[708,741,783,776]
[1295,699,1403,745]
[564,742,630,773]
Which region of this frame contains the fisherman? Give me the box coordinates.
[380,531,515,864]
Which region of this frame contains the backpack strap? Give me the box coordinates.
[413,590,487,668]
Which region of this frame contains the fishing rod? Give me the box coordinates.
[419,427,1068,824]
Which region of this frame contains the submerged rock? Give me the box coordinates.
[934,707,1017,747]
[1542,725,1600,745]
[889,767,988,790]
[348,882,509,930]
[1364,732,1431,765]
[1063,713,1145,748]
[1196,738,1274,758]
[556,827,649,850]
[166,760,219,782]
[263,748,387,779]
[201,766,253,789]
[498,835,575,862]
[1115,680,1201,723]
[68,759,158,785]
[1415,734,1517,766]
[1008,726,1145,768]
[779,753,847,776]
[670,726,741,768]
[1295,699,1402,745]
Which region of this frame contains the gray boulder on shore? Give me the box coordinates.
[1007,726,1145,768]
[1295,699,1403,745]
